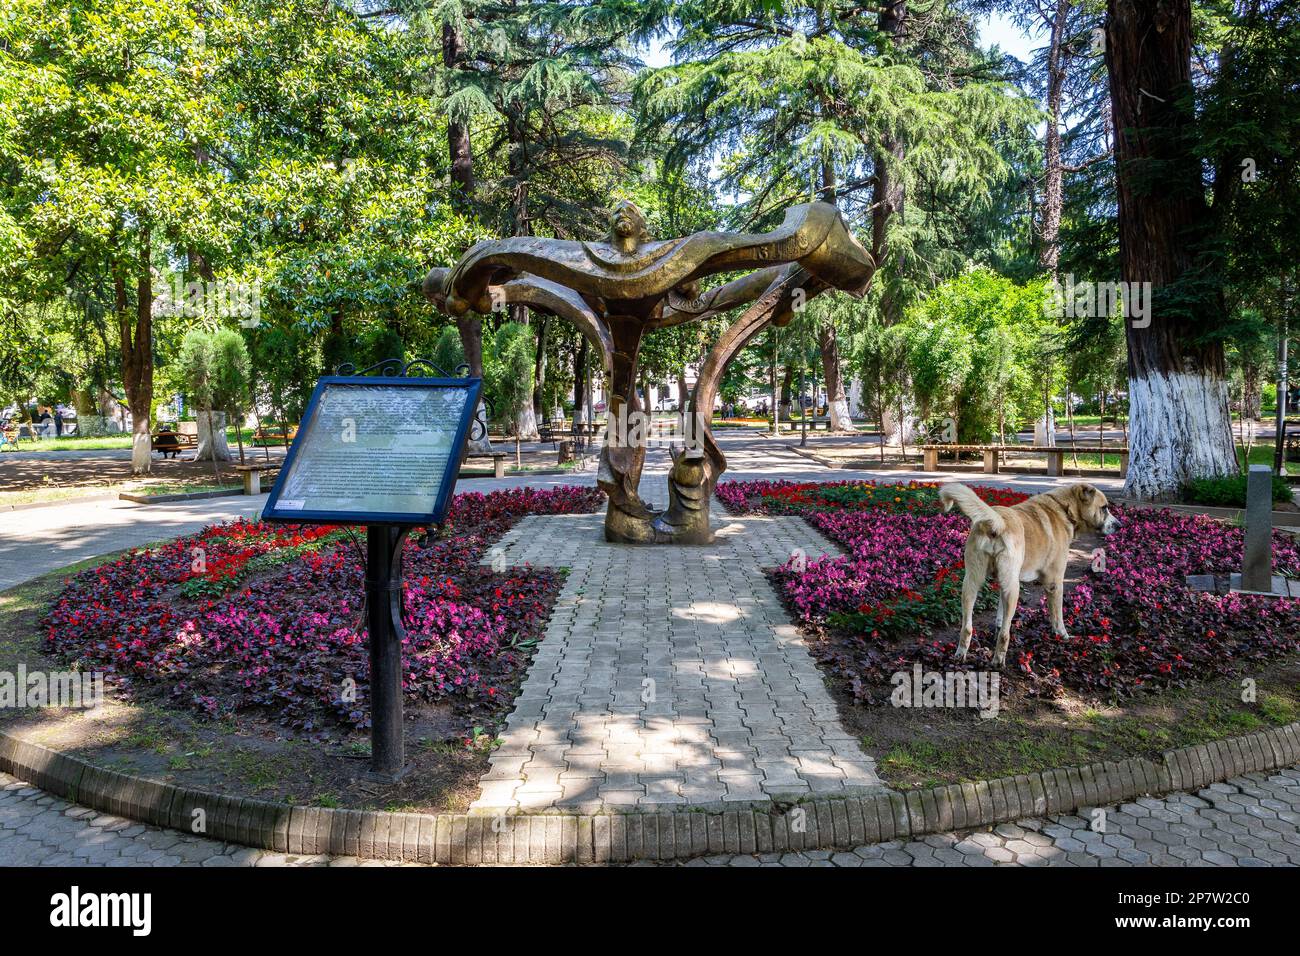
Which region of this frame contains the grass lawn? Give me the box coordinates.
[3,426,251,453]
[4,434,135,452]
[125,483,241,497]
[1239,444,1286,469]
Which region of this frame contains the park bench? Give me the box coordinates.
[919,443,1130,477]
[465,451,509,478]
[234,462,280,495]
[152,428,198,459]
[252,425,298,447]
[538,421,559,446]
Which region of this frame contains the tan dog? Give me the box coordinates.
[939,482,1120,668]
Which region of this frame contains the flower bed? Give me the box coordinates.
[42,486,603,735]
[718,479,1300,700]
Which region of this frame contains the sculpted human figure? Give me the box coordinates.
[426,199,875,544]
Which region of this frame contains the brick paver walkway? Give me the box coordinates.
[5,766,1298,866]
[668,766,1300,866]
[471,512,884,812]
[0,773,406,866]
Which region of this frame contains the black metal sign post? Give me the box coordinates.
[366,525,408,779]
[261,358,485,782]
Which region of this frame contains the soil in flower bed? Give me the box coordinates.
[0,486,603,813]
[718,478,1300,789]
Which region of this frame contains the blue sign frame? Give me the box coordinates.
[261,374,482,527]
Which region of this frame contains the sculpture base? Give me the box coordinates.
[603,507,716,546]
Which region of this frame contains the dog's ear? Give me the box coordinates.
[1074,484,1097,504]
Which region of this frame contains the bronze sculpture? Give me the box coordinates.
[424,200,876,544]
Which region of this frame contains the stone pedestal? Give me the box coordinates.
[1240,465,1274,592]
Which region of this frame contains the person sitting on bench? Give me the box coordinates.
[153,425,183,459]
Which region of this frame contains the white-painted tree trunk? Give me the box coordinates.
[1034,410,1057,446]
[131,428,152,475]
[195,411,232,461]
[514,402,539,441]
[881,400,918,446]
[1124,369,1238,500]
[827,396,855,432]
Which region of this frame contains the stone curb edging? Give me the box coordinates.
[4,722,1299,865]
[0,494,119,513]
[118,488,244,504]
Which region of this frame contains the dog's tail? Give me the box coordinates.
[939,483,1006,537]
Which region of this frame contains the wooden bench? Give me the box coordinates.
[152,430,198,458]
[920,443,1130,477]
[252,425,297,447]
[234,463,280,495]
[465,451,509,478]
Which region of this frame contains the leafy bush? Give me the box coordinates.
[1183,473,1291,507]
[484,323,536,433]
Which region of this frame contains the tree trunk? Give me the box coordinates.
[819,321,854,431]
[509,307,540,440]
[810,87,858,433]
[769,331,780,434]
[779,364,794,421]
[1274,290,1291,475]
[322,311,348,375]
[119,230,153,476]
[443,24,475,200]
[1038,0,1070,274]
[533,315,549,415]
[874,370,886,463]
[441,21,484,392]
[1242,362,1261,422]
[872,1,909,328]
[574,338,588,422]
[1106,0,1237,499]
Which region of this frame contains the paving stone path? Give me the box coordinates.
[5,766,1299,866]
[471,512,883,812]
[665,766,1300,866]
[0,773,406,866]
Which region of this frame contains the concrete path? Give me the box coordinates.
[4,765,1298,867]
[472,512,880,812]
[0,495,269,591]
